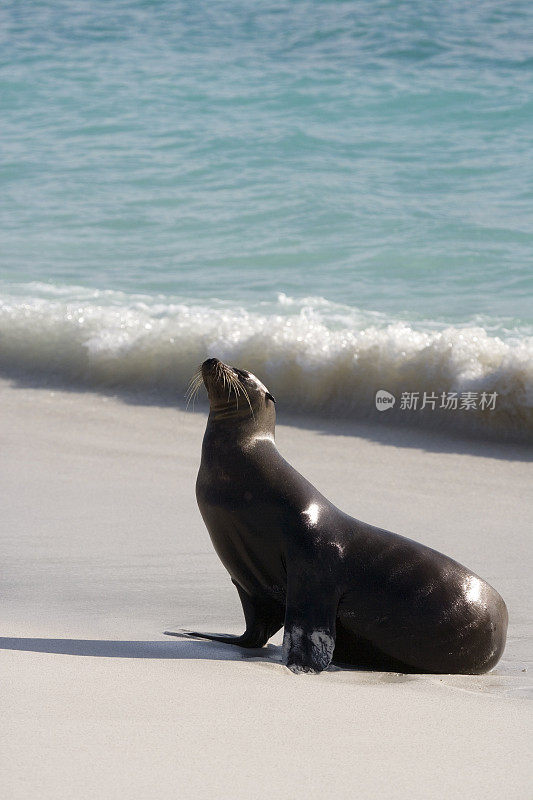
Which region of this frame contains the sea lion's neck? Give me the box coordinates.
[203,412,275,454]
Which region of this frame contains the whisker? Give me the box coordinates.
[232,377,254,420]
[186,383,203,410]
[238,381,255,420]
[185,367,202,391]
[229,374,238,407]
[185,366,205,410]
[185,375,203,402]
[185,372,202,392]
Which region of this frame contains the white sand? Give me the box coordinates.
[1,378,531,799]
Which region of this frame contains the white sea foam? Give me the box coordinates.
[1,287,531,440]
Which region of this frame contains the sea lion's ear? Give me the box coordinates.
[265,392,276,404]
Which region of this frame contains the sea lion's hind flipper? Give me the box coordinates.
[232,581,285,647]
[163,629,259,646]
[164,585,284,650]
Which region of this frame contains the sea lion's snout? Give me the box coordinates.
[201,358,230,395]
[201,358,222,383]
[202,357,220,373]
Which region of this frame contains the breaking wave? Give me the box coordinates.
[1,285,532,441]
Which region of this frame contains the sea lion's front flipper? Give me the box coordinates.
[282,573,339,674]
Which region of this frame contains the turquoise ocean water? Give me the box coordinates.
[1,0,532,438]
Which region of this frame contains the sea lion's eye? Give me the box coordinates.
[265,392,276,404]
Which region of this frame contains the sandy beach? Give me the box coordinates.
[1,377,531,799]
[3,2,532,797]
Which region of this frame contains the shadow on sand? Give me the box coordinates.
[0,635,281,663]
[0,635,419,675]
[0,635,407,675]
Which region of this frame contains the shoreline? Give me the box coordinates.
[1,378,531,799]
[2,370,532,455]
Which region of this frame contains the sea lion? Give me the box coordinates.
[167,358,508,674]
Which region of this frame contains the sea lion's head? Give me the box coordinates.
[195,358,276,432]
